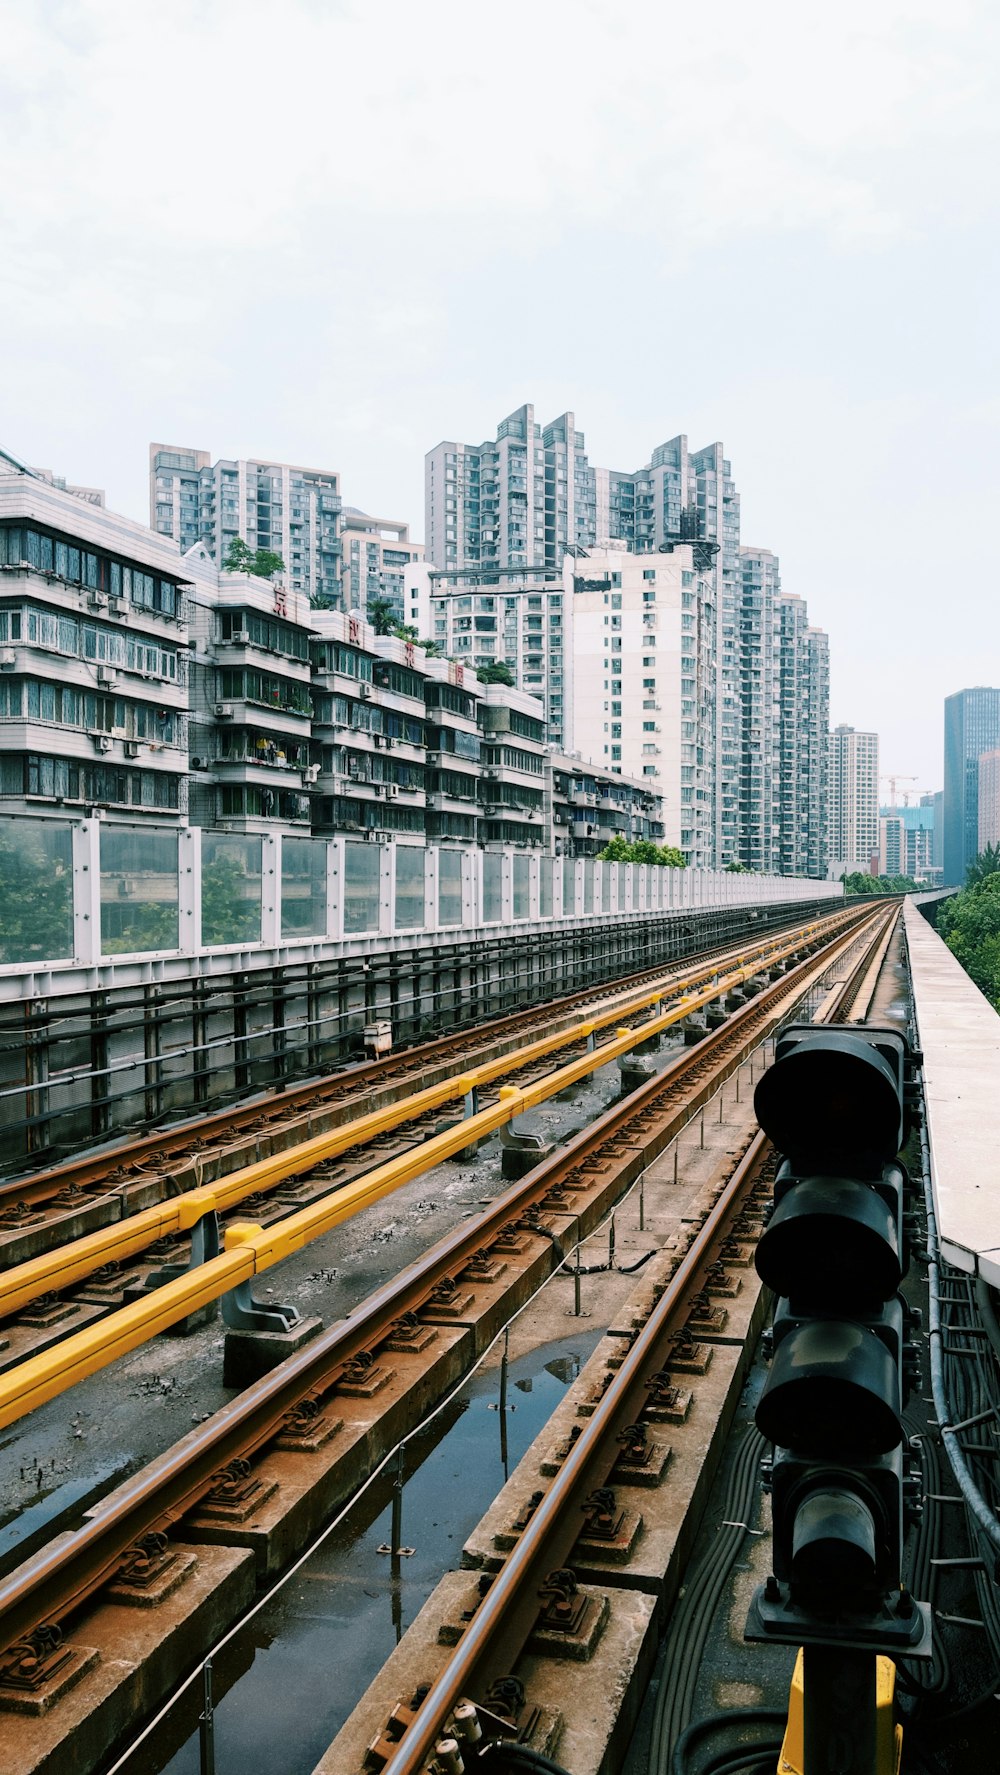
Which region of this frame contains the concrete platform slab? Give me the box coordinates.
[904,899,1000,1284]
[0,1543,254,1775]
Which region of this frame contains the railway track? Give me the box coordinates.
[333,901,899,1775]
[0,909,868,1380]
[0,909,857,1224]
[0,903,896,1774]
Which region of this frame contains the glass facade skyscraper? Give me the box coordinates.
[943,688,1000,884]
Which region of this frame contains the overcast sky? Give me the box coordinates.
[3,0,999,794]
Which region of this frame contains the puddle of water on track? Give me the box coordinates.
[114,1328,604,1775]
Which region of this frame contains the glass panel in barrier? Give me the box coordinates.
[615,866,625,911]
[394,845,426,931]
[0,817,73,965]
[540,858,553,918]
[344,841,380,933]
[201,832,262,946]
[438,848,463,928]
[281,836,328,939]
[562,860,576,915]
[583,859,595,915]
[101,827,179,955]
[513,853,530,920]
[483,852,503,923]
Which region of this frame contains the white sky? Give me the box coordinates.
[3,0,999,794]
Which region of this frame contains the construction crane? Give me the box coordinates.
[881,773,918,811]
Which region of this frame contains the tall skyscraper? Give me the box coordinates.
[943,688,1000,884]
[150,444,343,605]
[737,552,829,877]
[829,725,880,872]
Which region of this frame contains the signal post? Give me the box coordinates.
[745,1025,932,1774]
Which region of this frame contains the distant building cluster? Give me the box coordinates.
[0,414,977,886]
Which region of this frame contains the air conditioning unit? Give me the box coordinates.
[553,813,565,824]
[359,684,373,700]
[112,597,129,615]
[124,740,141,757]
[88,592,109,610]
[302,763,320,784]
[426,750,441,764]
[215,703,234,718]
[0,648,15,669]
[386,784,399,799]
[232,629,250,643]
[95,734,113,753]
[97,665,117,684]
[190,756,207,771]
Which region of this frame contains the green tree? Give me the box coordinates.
[366,597,397,636]
[595,838,686,868]
[938,872,1000,1008]
[201,852,260,946]
[222,537,286,579]
[725,860,749,873]
[966,843,1000,888]
[0,829,73,964]
[253,547,285,579]
[101,900,178,956]
[477,661,515,686]
[419,636,445,657]
[843,871,920,896]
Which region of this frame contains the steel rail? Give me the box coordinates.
[0,914,864,1323]
[376,903,897,1774]
[0,905,889,1661]
[0,911,851,1206]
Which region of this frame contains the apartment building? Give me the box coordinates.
[408,564,569,747]
[424,409,743,862]
[550,754,665,857]
[737,551,829,879]
[150,444,343,605]
[0,446,189,822]
[423,657,482,845]
[829,725,880,874]
[478,682,548,850]
[310,613,428,844]
[341,509,424,623]
[184,545,317,834]
[567,544,711,863]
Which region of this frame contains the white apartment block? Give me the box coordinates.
[566,544,714,866]
[340,509,424,623]
[738,551,829,878]
[829,725,880,873]
[0,446,190,822]
[150,444,343,605]
[409,564,569,748]
[183,546,318,836]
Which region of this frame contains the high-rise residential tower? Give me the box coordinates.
[943,688,1000,884]
[150,444,343,605]
[566,543,716,864]
[829,725,880,873]
[737,551,829,877]
[340,510,424,623]
[424,408,742,863]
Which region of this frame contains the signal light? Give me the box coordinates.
[746,1025,931,1659]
